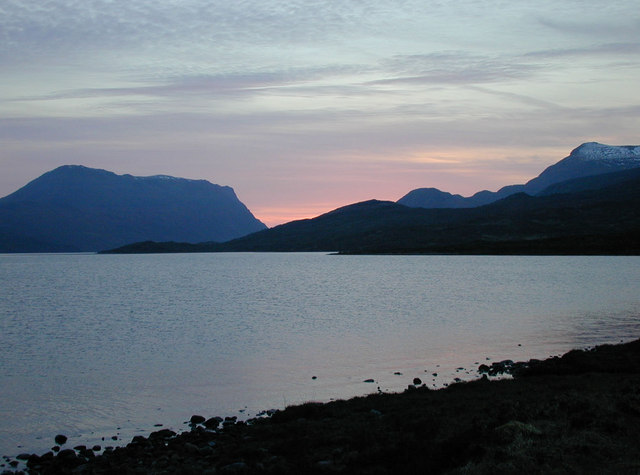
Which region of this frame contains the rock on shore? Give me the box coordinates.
[4,339,640,474]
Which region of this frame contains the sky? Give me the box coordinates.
[1,1,639,226]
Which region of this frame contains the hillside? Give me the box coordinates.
[0,165,266,252]
[103,168,640,255]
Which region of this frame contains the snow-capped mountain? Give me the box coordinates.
[525,142,640,194]
[569,142,640,164]
[398,142,640,209]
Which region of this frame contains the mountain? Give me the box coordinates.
[398,142,640,208]
[395,188,469,208]
[104,167,640,255]
[0,165,266,252]
[524,142,640,193]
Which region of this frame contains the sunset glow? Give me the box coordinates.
[1,1,639,226]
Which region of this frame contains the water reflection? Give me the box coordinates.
[0,253,639,456]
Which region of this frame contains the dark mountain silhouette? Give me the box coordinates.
[0,165,266,252]
[396,188,469,208]
[398,142,640,208]
[103,167,640,255]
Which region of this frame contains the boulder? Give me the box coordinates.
[204,416,224,429]
[149,428,177,440]
[57,449,76,459]
[190,415,206,424]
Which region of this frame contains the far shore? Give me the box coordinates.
[4,337,640,474]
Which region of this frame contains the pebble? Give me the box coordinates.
[221,461,248,472]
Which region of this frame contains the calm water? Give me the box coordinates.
[1,253,639,457]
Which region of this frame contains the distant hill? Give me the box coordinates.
[0,165,266,252]
[398,142,640,209]
[104,167,640,255]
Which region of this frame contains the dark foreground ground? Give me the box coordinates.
[5,339,640,474]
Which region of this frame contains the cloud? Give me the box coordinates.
[536,14,640,39]
[368,51,540,86]
[465,86,565,111]
[13,73,307,102]
[0,1,418,66]
[10,63,374,104]
[524,42,640,59]
[2,0,640,223]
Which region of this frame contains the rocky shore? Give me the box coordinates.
[4,338,640,474]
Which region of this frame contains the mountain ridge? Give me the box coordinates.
[398,142,640,209]
[6,142,640,254]
[103,166,640,255]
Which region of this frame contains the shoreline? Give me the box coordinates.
[4,338,640,474]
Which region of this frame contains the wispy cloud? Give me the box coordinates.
[0,1,421,65]
[524,42,640,59]
[369,52,540,86]
[536,14,640,39]
[1,0,640,224]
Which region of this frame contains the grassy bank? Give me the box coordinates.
[5,339,640,474]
